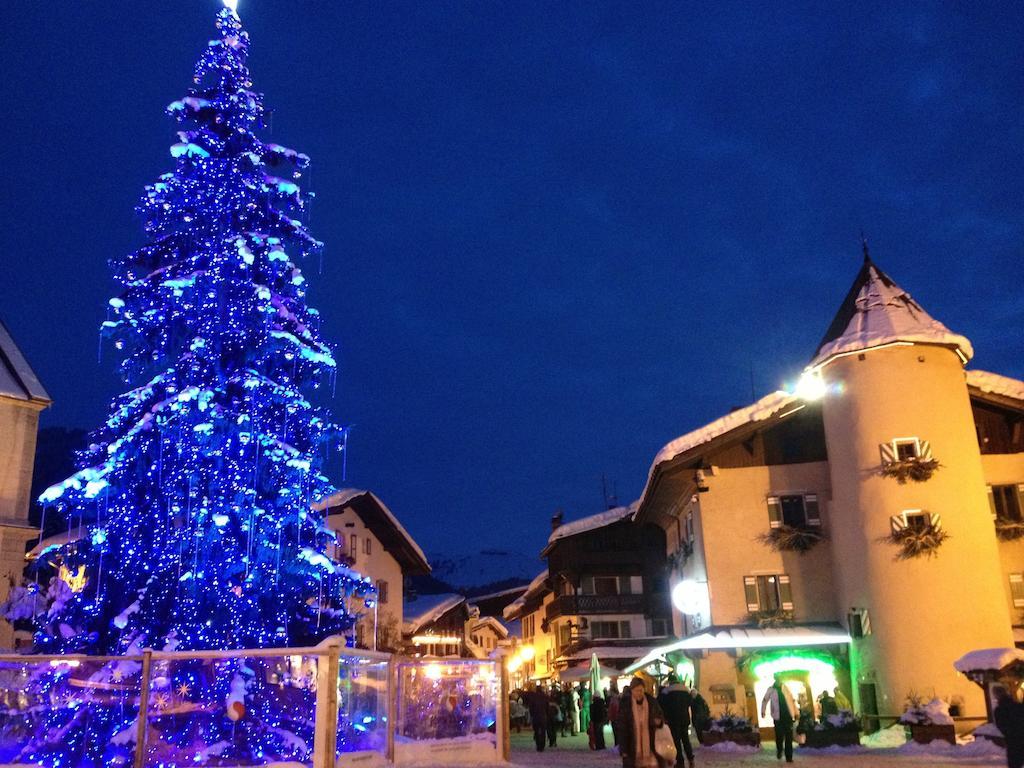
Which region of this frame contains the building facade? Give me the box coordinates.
[314,489,431,652]
[0,320,51,649]
[505,505,671,684]
[633,255,1021,727]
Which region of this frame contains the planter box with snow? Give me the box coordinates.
[802,729,861,748]
[907,723,955,745]
[703,730,761,748]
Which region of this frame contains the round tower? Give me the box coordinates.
[815,255,1012,719]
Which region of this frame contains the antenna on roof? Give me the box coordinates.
[600,475,618,510]
[861,230,872,264]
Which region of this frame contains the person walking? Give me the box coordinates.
[525,685,550,752]
[659,674,696,767]
[690,688,710,745]
[570,684,582,734]
[591,694,608,750]
[995,686,1024,768]
[609,680,622,746]
[580,682,593,736]
[559,685,572,738]
[616,676,666,768]
[761,674,797,762]
[547,685,561,747]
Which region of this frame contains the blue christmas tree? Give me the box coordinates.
[1,4,371,765]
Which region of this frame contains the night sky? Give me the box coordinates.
[1,1,1021,560]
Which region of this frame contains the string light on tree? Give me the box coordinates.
[1,4,373,765]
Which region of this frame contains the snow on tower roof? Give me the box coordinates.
[0,318,51,404]
[810,252,973,368]
[966,370,1024,403]
[954,648,1024,673]
[545,501,639,549]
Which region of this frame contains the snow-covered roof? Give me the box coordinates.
[625,624,851,674]
[402,593,466,635]
[954,648,1024,674]
[503,569,549,621]
[314,488,430,575]
[639,391,798,506]
[0,318,50,404]
[546,501,639,549]
[966,370,1024,403]
[810,255,973,368]
[469,616,509,638]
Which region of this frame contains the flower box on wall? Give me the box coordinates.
[802,729,861,748]
[703,730,761,748]
[907,723,955,745]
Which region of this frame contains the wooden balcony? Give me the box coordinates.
[546,593,662,621]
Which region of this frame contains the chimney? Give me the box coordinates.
[551,509,564,533]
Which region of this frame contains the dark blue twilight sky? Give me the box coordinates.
[1,2,1021,558]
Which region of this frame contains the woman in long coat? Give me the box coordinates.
[616,677,666,768]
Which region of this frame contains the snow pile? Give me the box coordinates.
[811,259,974,367]
[700,740,758,754]
[974,722,1004,739]
[547,502,638,547]
[898,697,953,725]
[966,370,1024,402]
[861,723,906,748]
[954,647,1024,673]
[898,736,1004,758]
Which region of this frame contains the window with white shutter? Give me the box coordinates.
[1011,574,1024,608]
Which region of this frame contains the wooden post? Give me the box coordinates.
[313,641,341,768]
[498,655,510,762]
[386,657,399,764]
[133,649,153,768]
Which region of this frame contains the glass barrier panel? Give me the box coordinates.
[395,660,500,765]
[336,654,388,765]
[0,656,144,766]
[142,653,319,767]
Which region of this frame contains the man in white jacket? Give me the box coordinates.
[760,673,797,762]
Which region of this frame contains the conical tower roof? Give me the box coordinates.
[811,249,973,367]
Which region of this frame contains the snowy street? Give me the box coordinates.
[494,730,1006,768]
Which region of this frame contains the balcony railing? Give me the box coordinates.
[546,593,655,620]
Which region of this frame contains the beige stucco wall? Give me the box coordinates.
[821,345,1013,718]
[0,398,41,524]
[325,507,404,651]
[696,462,836,626]
[982,453,1024,620]
[0,397,44,649]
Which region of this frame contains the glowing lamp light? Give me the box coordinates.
[671,580,706,616]
[424,663,443,681]
[519,645,535,661]
[795,370,827,401]
[223,0,240,16]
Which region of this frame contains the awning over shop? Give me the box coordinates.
[559,664,620,681]
[625,624,851,674]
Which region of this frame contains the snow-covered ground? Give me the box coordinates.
[470,728,1006,768]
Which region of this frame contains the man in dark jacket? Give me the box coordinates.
[690,690,710,745]
[659,675,695,767]
[525,685,549,752]
[995,686,1024,768]
[591,695,608,750]
[616,676,666,768]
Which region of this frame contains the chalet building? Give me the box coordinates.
[314,489,431,652]
[630,253,1022,728]
[0,321,50,649]
[402,592,511,659]
[504,504,671,683]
